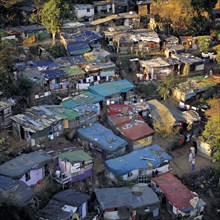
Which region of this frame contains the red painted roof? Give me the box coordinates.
[107,104,134,116]
[117,115,155,141]
[108,114,132,126]
[152,172,196,211]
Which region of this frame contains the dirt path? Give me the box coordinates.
[169,145,215,177]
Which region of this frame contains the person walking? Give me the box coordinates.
[189,152,193,163]
[192,157,195,171]
[190,146,196,157]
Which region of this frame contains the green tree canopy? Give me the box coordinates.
[0,202,38,220]
[197,36,211,52]
[41,0,71,44]
[201,99,220,162]
[191,0,217,16]
[157,73,179,100]
[190,15,210,36]
[0,39,18,87]
[153,0,193,35]
[29,0,46,24]
[216,45,220,65]
[0,0,23,7]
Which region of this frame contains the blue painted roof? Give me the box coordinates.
[67,42,91,56]
[77,123,127,152]
[63,30,102,42]
[43,69,66,80]
[88,80,134,97]
[61,91,104,109]
[33,61,57,69]
[105,144,172,176]
[70,55,87,65]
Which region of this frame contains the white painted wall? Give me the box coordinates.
[75,8,94,19]
[107,164,170,182]
[195,64,204,71]
[96,4,112,13]
[197,140,211,158]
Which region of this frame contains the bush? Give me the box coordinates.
[50,43,66,58]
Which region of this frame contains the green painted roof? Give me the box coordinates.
[89,79,134,97]
[42,105,80,120]
[59,150,92,162]
[60,65,85,77]
[61,91,104,109]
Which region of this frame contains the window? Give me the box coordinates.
[25,172,31,181]
[128,172,133,177]
[190,65,195,72]
[87,8,90,12]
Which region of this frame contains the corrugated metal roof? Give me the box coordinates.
[152,173,198,212]
[60,65,85,77]
[11,106,62,133]
[172,53,203,65]
[140,57,170,68]
[88,79,134,97]
[39,105,80,120]
[61,91,104,109]
[117,115,155,141]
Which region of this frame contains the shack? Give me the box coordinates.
[73,4,94,22]
[172,76,218,102]
[40,189,90,220]
[151,172,206,219]
[116,115,155,150]
[0,101,13,130]
[38,105,80,129]
[0,151,52,186]
[0,175,35,207]
[53,150,93,185]
[77,123,127,159]
[171,53,204,76]
[105,144,172,182]
[137,0,153,16]
[94,184,160,219]
[11,106,63,146]
[88,79,135,105]
[139,57,172,81]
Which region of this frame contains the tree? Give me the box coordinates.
[153,0,193,35]
[50,42,67,58]
[191,0,217,16]
[157,73,179,100]
[137,82,159,100]
[0,202,38,220]
[197,36,211,52]
[41,0,71,44]
[202,98,220,162]
[0,0,23,7]
[0,39,18,92]
[216,45,220,65]
[190,15,210,36]
[16,76,34,108]
[29,0,46,24]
